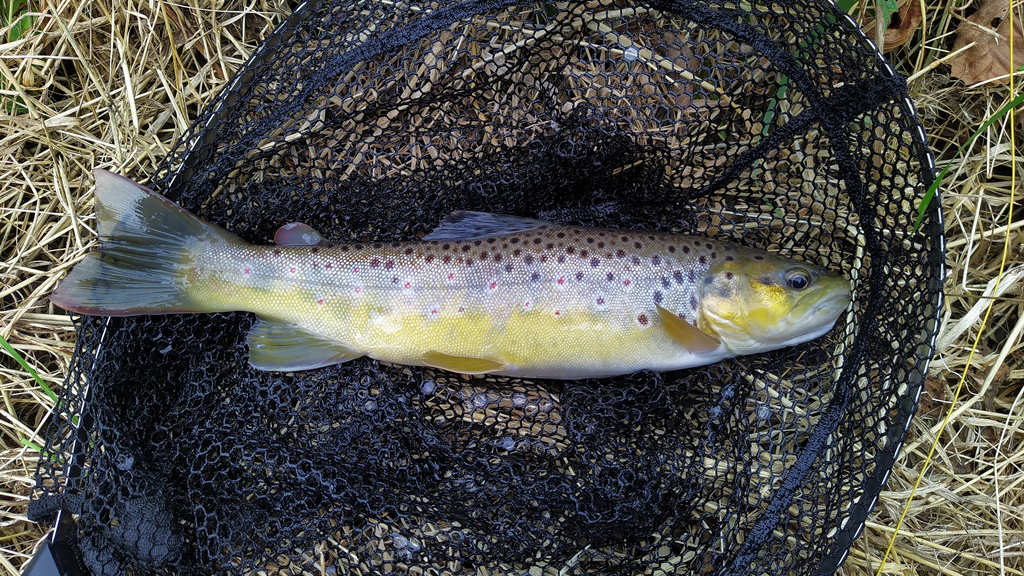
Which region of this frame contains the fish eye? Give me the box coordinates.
[785,268,811,290]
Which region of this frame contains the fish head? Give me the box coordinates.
[697,249,851,355]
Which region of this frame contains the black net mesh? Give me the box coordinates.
[29,0,945,574]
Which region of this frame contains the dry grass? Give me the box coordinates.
[0,0,1021,574]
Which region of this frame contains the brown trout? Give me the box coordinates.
[52,169,851,379]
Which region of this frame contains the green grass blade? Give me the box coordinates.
[0,333,58,403]
[837,0,858,13]
[913,91,1024,232]
[19,437,43,452]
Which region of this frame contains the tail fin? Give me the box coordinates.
[51,169,241,316]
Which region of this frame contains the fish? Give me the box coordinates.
[51,169,852,380]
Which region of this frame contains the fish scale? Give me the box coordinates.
[52,170,851,380]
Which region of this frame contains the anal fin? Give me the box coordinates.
[656,305,721,354]
[422,351,504,374]
[247,318,361,371]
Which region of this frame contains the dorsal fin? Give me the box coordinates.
[422,211,550,241]
[274,222,323,246]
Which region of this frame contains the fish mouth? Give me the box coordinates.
[807,288,852,319]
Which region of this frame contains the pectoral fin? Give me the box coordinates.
[656,305,721,354]
[422,351,504,374]
[247,319,361,371]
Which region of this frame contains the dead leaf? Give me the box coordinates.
[882,0,923,52]
[949,0,1024,85]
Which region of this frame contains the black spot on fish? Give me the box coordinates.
[372,242,383,249]
[652,256,661,266]
[576,271,584,281]
[634,242,642,249]
[725,272,733,279]
[653,290,663,304]
[524,255,534,265]
[531,272,541,282]
[754,254,764,260]
[661,277,671,288]
[442,243,450,250]
[580,250,589,258]
[493,254,502,263]
[699,256,707,265]
[442,255,451,264]
[606,272,615,281]
[557,232,566,238]
[462,245,471,252]
[505,264,513,273]
[533,238,542,244]
[370,259,380,268]
[513,249,522,257]
[668,245,676,253]
[546,243,554,249]
[673,271,685,284]
[511,238,520,244]
[616,249,626,258]
[487,238,496,244]
[557,255,566,263]
[587,237,594,244]
[474,240,482,246]
[637,313,649,326]
[688,271,696,282]
[726,255,734,261]
[690,296,698,310]
[682,246,690,253]
[590,258,600,267]
[566,246,575,254]
[425,255,434,263]
[632,256,641,265]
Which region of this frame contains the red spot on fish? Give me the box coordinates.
[404,282,411,289]
[489,281,497,290]
[616,249,626,258]
[638,313,649,326]
[524,301,531,307]
[324,262,332,270]
[289,266,297,274]
[442,255,451,264]
[554,310,561,316]
[425,255,435,263]
[557,277,565,285]
[244,267,250,275]
[317,298,324,305]
[623,279,631,286]
[355,288,362,294]
[596,297,605,305]
[447,273,455,280]
[431,308,438,315]
[352,267,359,273]
[458,306,465,313]
[311,247,318,254]
[370,258,381,268]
